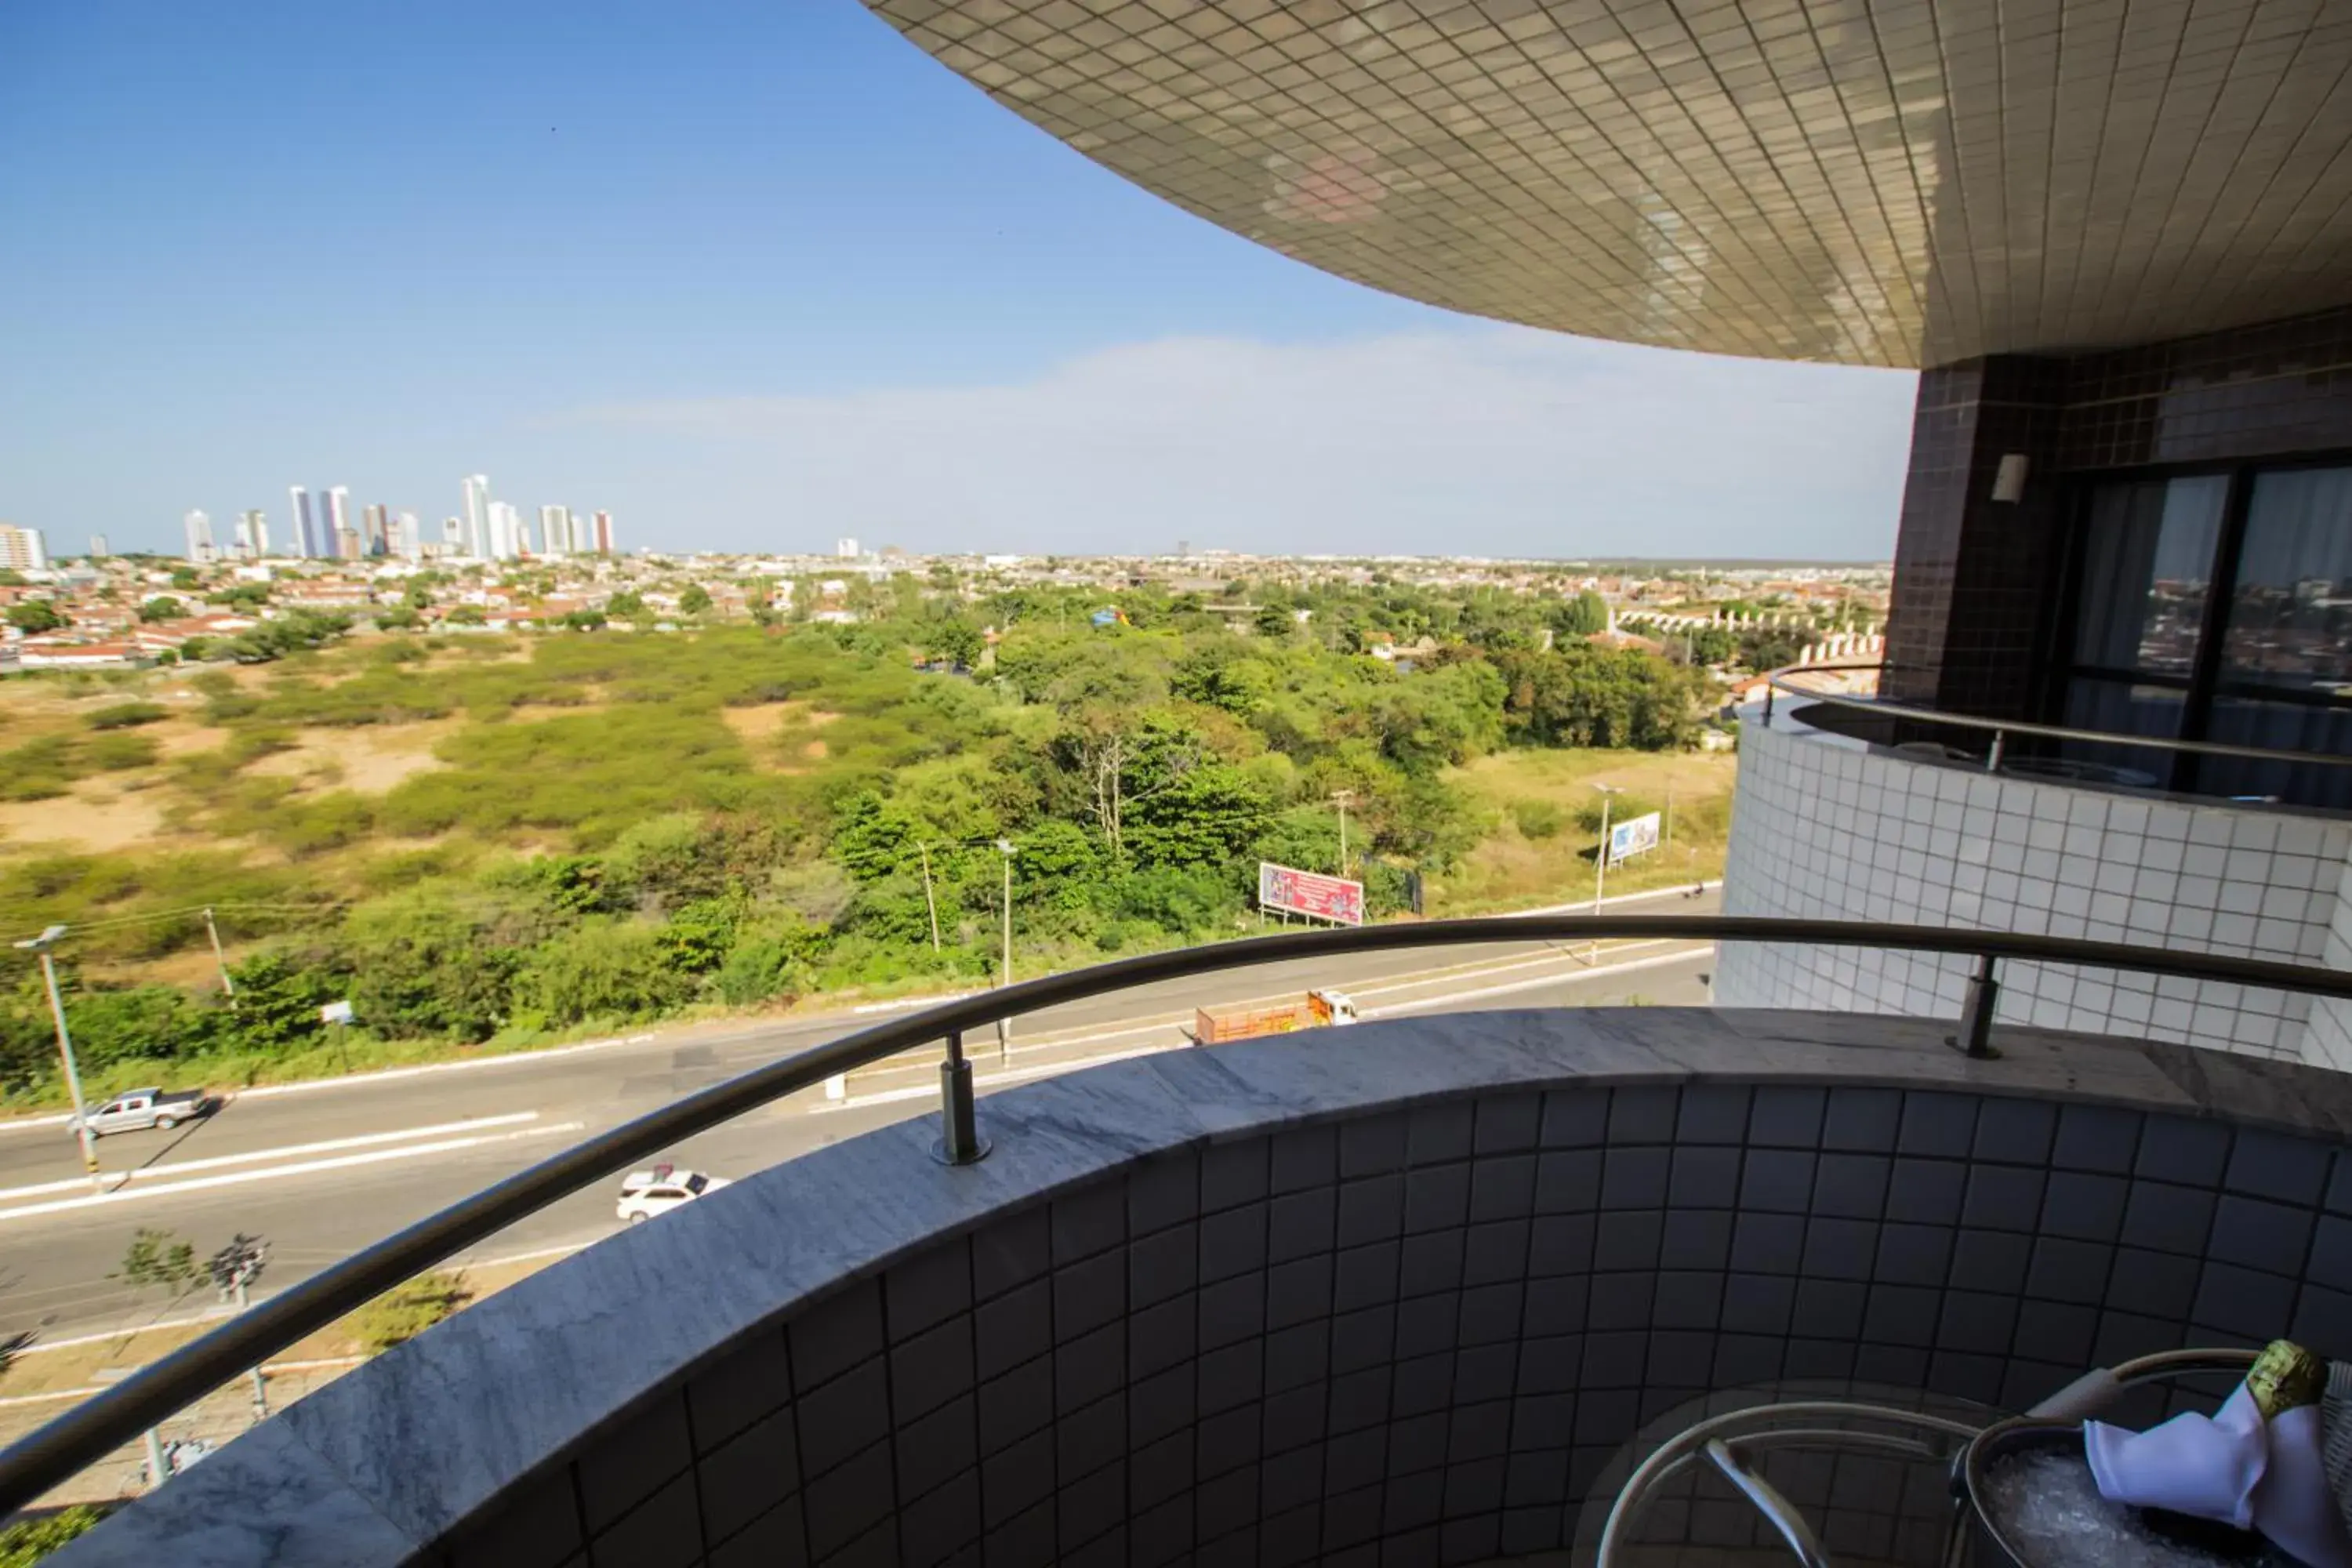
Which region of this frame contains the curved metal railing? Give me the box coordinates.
[6,912,2352,1513]
[1762,661,2352,777]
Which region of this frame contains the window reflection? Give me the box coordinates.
[2072,475,2227,675]
[2223,468,2352,694]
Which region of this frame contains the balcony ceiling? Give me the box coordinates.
[865,0,2352,368]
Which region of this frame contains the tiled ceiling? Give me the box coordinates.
[863,0,2352,368]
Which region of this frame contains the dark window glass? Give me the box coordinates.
[2052,680,2177,786]
[2222,467,2352,693]
[2072,476,2227,674]
[2199,697,2352,808]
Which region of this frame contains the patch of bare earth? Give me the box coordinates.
[0,780,180,855]
[724,703,839,773]
[244,720,459,794]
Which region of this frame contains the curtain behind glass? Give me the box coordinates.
[2072,475,2227,674]
[2224,467,2352,692]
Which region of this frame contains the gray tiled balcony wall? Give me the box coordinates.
[49,1008,2352,1568]
[1721,714,2352,1067]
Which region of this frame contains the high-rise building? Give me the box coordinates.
[442,516,464,553]
[461,476,492,558]
[486,501,523,561]
[362,503,390,557]
[593,511,615,554]
[539,506,571,557]
[233,513,257,558]
[324,487,352,557]
[835,538,860,559]
[86,534,107,560]
[398,511,423,561]
[240,510,270,557]
[183,510,216,563]
[0,524,50,572]
[289,486,316,558]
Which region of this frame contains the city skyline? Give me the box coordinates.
[0,2,1914,563]
[155,474,619,564]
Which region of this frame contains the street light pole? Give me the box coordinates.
[15,927,100,1193]
[1330,789,1354,879]
[1590,785,1620,964]
[995,840,1016,1064]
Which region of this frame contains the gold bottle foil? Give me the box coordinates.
[2245,1339,2326,1421]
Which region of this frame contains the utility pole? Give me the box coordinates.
[994,840,1016,1063]
[1330,789,1355,879]
[202,906,236,1000]
[207,1234,270,1420]
[919,844,942,953]
[16,926,100,1192]
[1590,785,1620,964]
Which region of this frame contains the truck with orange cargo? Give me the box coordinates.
[1189,989,1359,1044]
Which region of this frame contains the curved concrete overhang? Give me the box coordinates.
[863,1,2352,368]
[49,1004,2352,1566]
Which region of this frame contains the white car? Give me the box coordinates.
[615,1164,730,1225]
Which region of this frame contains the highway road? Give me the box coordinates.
[0,887,1718,1347]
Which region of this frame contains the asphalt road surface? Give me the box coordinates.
[0,887,1719,1345]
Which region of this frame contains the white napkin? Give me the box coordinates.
[2085,1384,2352,1568]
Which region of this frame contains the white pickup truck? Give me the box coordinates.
[71,1087,215,1137]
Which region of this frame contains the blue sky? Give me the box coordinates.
[0,1,1915,561]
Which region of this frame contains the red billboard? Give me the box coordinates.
[1258,861,1367,926]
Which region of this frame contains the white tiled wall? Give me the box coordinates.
[1717,720,2352,1063]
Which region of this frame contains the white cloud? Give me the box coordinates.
[549,328,1916,559]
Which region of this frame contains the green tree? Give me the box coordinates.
[0,569,24,588]
[0,1505,109,1566]
[139,595,186,623]
[445,604,488,626]
[1549,590,1610,639]
[678,584,713,617]
[6,601,64,634]
[116,1227,200,1295]
[513,919,692,1027]
[221,951,336,1051]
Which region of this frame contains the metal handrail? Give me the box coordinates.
[6,912,2352,1513]
[1763,662,2352,771]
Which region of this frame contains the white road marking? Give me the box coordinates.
[0,1113,546,1203]
[233,1036,658,1099]
[0,1121,586,1224]
[1365,946,1711,1016]
[815,1044,1180,1112]
[815,945,1715,1112]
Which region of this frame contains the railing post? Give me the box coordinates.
[1949,953,1999,1059]
[1762,684,1774,726]
[931,1031,990,1166]
[1985,729,2005,774]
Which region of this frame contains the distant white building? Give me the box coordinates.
[538,505,571,556]
[0,524,50,572]
[397,511,423,561]
[183,509,216,563]
[835,538,860,559]
[461,475,492,557]
[323,488,354,558]
[86,534,107,560]
[289,485,316,558]
[487,501,524,561]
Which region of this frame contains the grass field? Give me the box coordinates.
[1430,747,1736,914]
